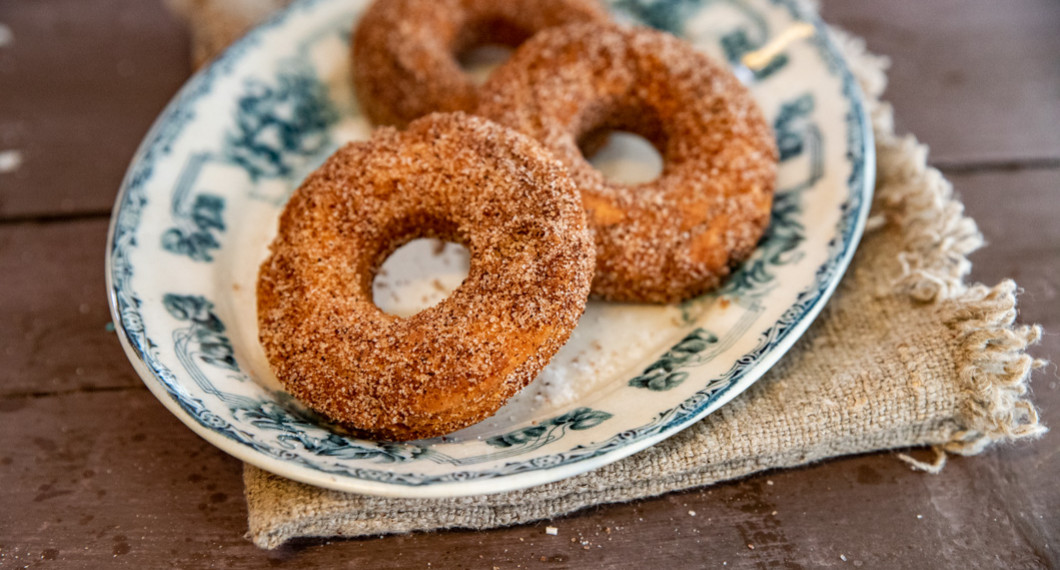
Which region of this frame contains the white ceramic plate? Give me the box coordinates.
[106,0,873,497]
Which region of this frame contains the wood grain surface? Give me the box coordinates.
[1,0,1057,567]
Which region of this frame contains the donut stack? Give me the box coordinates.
[257,0,778,440]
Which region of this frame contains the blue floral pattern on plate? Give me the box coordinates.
[106,0,873,497]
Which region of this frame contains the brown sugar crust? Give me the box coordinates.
[476,23,778,303]
[256,113,595,441]
[352,0,608,127]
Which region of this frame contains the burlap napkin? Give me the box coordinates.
[166,0,1047,549]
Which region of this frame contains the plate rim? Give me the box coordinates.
[105,0,876,498]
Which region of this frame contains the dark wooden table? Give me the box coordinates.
[2,1,1057,567]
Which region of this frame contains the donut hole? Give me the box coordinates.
[372,238,471,318]
[454,19,529,85]
[576,102,667,185]
[580,130,665,185]
[457,44,514,86]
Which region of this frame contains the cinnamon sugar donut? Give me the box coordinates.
[257,113,594,441]
[352,0,608,127]
[477,23,778,303]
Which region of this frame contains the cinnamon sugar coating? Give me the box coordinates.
[257,113,595,441]
[352,0,608,127]
[477,23,779,303]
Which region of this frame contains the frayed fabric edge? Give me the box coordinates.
[942,281,1047,455]
[826,26,1047,463]
[896,446,948,474]
[837,30,984,304]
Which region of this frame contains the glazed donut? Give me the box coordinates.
[352,0,609,127]
[257,113,594,441]
[477,23,778,303]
